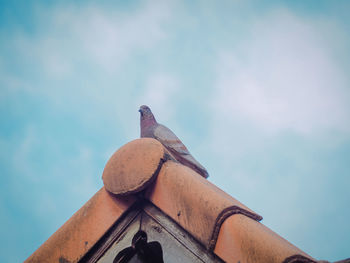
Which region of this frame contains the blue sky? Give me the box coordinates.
[1,0,350,262]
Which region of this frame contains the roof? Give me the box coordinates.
[25,138,328,263]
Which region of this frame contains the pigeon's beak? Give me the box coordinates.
[139,109,143,117]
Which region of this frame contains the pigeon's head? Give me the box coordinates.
[139,105,156,122]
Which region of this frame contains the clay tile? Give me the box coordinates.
[145,160,262,250]
[214,214,315,263]
[103,138,169,196]
[24,187,135,263]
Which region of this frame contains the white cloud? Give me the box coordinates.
[207,9,350,260]
[1,1,174,136]
[7,0,171,78]
[61,1,170,71]
[212,9,350,135]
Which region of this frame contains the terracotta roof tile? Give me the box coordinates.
[214,214,315,263]
[25,138,334,262]
[103,138,169,195]
[99,138,315,262]
[25,187,135,263]
[146,160,262,250]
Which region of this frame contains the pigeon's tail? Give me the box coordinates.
[173,152,209,179]
[193,166,209,179]
[151,123,210,179]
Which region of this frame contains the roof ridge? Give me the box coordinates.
[25,138,322,263]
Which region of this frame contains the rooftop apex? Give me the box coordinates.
[26,138,340,263]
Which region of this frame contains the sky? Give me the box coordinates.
[1,0,350,262]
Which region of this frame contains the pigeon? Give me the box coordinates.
[139,105,209,179]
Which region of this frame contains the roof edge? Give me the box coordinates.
[214,214,315,263]
[209,205,263,250]
[282,254,317,263]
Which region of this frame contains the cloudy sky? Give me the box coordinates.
[1,0,350,262]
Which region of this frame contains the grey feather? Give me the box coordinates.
[139,105,209,178]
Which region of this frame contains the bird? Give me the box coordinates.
[139,105,209,179]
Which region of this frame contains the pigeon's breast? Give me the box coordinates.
[141,124,156,138]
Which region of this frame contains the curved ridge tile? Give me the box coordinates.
[283,255,316,263]
[209,205,263,250]
[145,161,262,250]
[103,138,169,196]
[214,214,315,263]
